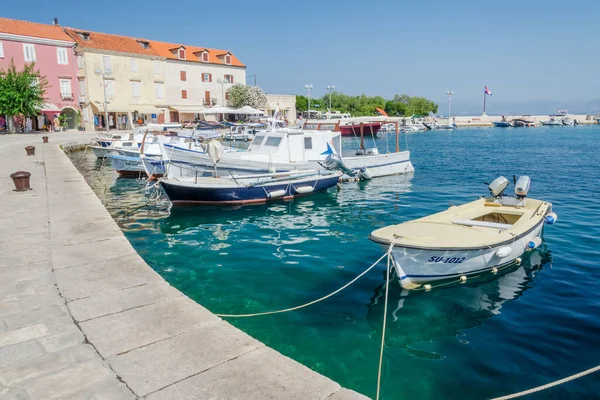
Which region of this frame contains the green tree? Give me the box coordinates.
[226,84,268,109]
[296,95,308,112]
[0,60,48,133]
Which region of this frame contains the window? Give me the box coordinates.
[202,52,209,62]
[225,92,229,100]
[105,80,115,97]
[155,83,164,99]
[225,54,231,65]
[202,73,212,82]
[181,90,187,99]
[154,61,161,73]
[224,74,234,83]
[59,79,72,99]
[130,58,138,72]
[136,40,149,49]
[57,48,68,65]
[103,56,111,71]
[0,42,5,59]
[265,137,282,147]
[304,137,313,149]
[23,44,36,62]
[76,32,90,41]
[180,71,186,81]
[178,48,185,60]
[77,55,84,69]
[253,135,265,145]
[131,81,141,97]
[204,91,210,104]
[79,79,86,96]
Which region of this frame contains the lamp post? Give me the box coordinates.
[446,90,454,126]
[95,67,112,132]
[217,77,226,106]
[305,84,313,118]
[326,85,335,112]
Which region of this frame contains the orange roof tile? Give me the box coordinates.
[63,26,245,67]
[0,17,74,42]
[63,27,161,57]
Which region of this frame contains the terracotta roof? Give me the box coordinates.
[150,40,245,67]
[63,26,245,67]
[0,18,74,42]
[63,27,160,57]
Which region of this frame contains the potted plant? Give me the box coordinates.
[75,111,85,131]
[58,113,69,131]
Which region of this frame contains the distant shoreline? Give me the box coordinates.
[440,114,598,127]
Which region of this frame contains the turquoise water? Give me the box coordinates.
[69,126,600,399]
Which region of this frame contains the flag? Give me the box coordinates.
[485,86,492,95]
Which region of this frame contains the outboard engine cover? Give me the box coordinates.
[514,176,531,199]
[323,153,355,176]
[489,176,510,197]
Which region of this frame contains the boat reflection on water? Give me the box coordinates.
[366,247,552,359]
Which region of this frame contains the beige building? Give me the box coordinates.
[263,94,297,124]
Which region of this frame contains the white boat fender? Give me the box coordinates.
[491,267,498,274]
[527,237,543,250]
[267,189,286,198]
[358,167,373,180]
[294,186,314,194]
[424,284,432,291]
[496,246,513,258]
[459,275,467,283]
[544,212,558,225]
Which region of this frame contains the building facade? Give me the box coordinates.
[63,28,167,131]
[150,42,246,123]
[264,94,297,125]
[0,18,79,130]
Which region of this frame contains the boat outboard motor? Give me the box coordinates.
[514,175,531,199]
[488,176,510,198]
[323,153,355,177]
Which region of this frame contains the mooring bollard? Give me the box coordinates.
[10,171,32,191]
[25,146,35,156]
[42,136,49,143]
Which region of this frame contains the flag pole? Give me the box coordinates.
[483,90,487,115]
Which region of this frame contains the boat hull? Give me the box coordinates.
[160,174,340,206]
[106,154,147,177]
[90,146,112,158]
[379,219,545,286]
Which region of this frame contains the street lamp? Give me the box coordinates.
[326,85,335,112]
[446,90,454,125]
[305,84,313,118]
[95,67,112,132]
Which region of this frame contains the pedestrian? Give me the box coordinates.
[53,114,60,132]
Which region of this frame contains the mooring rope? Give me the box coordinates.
[491,365,600,400]
[215,249,391,318]
[376,248,392,400]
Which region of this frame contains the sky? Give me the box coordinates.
[4,0,600,114]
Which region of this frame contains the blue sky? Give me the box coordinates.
[4,0,600,113]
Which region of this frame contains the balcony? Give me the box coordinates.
[61,93,74,101]
[78,95,86,104]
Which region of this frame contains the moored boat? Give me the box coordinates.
[493,121,513,128]
[105,153,147,177]
[369,176,557,289]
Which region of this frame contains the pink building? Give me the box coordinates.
[0,17,79,130]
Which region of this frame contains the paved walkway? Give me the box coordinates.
[0,132,368,400]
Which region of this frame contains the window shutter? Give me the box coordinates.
[209,74,212,83]
[0,42,4,59]
[180,71,186,81]
[230,75,234,83]
[181,90,187,99]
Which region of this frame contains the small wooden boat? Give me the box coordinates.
[370,176,558,289]
[105,153,147,177]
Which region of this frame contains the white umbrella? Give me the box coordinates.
[200,105,236,115]
[235,105,265,115]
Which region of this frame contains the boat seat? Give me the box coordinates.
[452,219,512,230]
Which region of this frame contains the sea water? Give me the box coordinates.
[69,125,600,399]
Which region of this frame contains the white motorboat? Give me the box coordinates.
[561,116,577,126]
[223,125,255,141]
[159,126,414,179]
[369,176,558,288]
[541,116,563,126]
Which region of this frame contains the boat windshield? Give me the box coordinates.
[265,137,282,147]
[253,135,265,145]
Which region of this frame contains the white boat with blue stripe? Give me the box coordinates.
[370,176,558,289]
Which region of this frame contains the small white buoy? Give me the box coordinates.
[544,212,558,225]
[294,186,314,194]
[460,275,467,283]
[267,189,286,198]
[496,246,513,258]
[515,257,522,265]
[491,267,498,274]
[424,284,432,291]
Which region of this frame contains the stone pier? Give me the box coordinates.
[0,132,368,400]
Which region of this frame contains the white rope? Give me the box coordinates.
[491,365,600,400]
[376,250,392,400]
[216,249,391,318]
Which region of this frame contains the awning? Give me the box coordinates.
[91,102,159,114]
[39,103,61,112]
[169,105,206,113]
